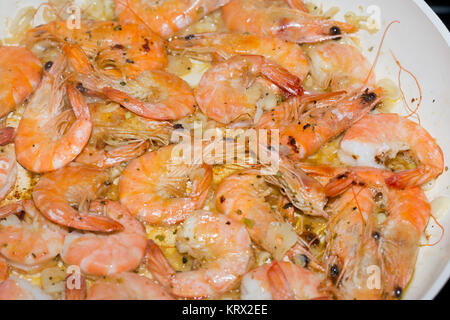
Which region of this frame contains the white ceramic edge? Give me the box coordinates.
[412,0,450,300]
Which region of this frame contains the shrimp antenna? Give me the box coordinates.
[363,20,400,85]
[390,51,423,124]
[115,0,156,35]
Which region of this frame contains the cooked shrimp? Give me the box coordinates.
[115,0,231,39]
[324,169,431,299]
[0,277,52,300]
[0,129,17,201]
[146,211,253,298]
[76,102,172,168]
[222,0,357,44]
[0,200,66,273]
[240,261,325,300]
[305,42,375,91]
[339,113,444,189]
[263,87,383,160]
[61,201,147,276]
[169,32,310,80]
[87,272,174,300]
[0,46,42,118]
[324,186,382,299]
[195,55,303,124]
[14,56,92,173]
[33,166,123,232]
[66,44,195,121]
[119,145,212,225]
[24,20,166,79]
[215,165,324,263]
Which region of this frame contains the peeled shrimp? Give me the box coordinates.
[222,0,357,44]
[61,201,147,276]
[33,166,123,232]
[115,0,231,39]
[146,211,253,298]
[0,46,42,118]
[169,32,310,80]
[305,42,375,91]
[24,20,166,79]
[241,261,324,300]
[119,145,213,225]
[66,44,195,121]
[0,128,17,201]
[14,56,92,173]
[339,113,444,189]
[0,200,66,273]
[0,277,51,300]
[195,55,303,124]
[260,87,383,160]
[87,272,174,300]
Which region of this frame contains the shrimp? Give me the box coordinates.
[24,20,166,79]
[222,0,357,44]
[146,211,253,298]
[240,261,325,300]
[0,277,52,300]
[61,201,147,276]
[0,200,66,273]
[324,169,431,299]
[0,46,42,118]
[119,145,212,225]
[115,0,232,39]
[324,186,382,299]
[0,128,17,202]
[195,55,303,124]
[304,42,375,91]
[66,44,195,121]
[86,272,174,300]
[76,102,172,168]
[259,87,383,160]
[32,166,123,232]
[338,113,444,189]
[215,164,325,263]
[14,55,92,173]
[168,32,310,80]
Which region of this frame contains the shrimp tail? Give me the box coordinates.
[145,240,176,288]
[0,127,15,146]
[267,262,295,300]
[261,60,304,97]
[385,167,440,189]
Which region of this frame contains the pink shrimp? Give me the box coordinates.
[240,261,325,300]
[338,113,444,189]
[32,166,123,232]
[0,200,66,273]
[222,0,357,44]
[61,201,147,276]
[0,277,52,300]
[0,128,17,202]
[118,145,213,225]
[195,54,303,124]
[14,55,92,173]
[146,211,253,298]
[0,46,42,118]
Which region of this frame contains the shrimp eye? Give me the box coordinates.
[361,91,377,104]
[184,34,195,40]
[394,286,403,298]
[372,231,381,241]
[76,83,87,94]
[44,61,53,71]
[329,26,342,39]
[330,264,339,279]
